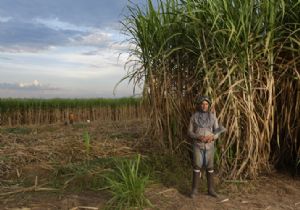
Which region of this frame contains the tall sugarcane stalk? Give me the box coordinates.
[123,0,300,178]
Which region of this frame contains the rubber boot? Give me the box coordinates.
[190,170,200,198]
[207,170,218,197]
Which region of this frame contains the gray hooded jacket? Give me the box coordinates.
[188,111,220,150]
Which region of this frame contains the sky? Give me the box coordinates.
[0,0,147,98]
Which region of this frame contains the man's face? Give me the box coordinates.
[200,101,209,112]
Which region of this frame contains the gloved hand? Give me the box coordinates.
[198,135,214,143]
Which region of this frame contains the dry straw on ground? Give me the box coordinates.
[0,120,145,196]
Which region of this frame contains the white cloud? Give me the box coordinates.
[0,80,59,91]
[0,51,124,80]
[19,79,40,88]
[34,17,92,32]
[110,42,131,51]
[0,16,12,23]
[74,30,113,45]
[34,18,122,49]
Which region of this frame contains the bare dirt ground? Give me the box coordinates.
[147,174,300,210]
[0,120,299,210]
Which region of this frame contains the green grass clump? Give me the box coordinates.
[83,130,91,156]
[104,154,151,210]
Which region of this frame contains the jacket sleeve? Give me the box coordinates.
[188,115,198,139]
[212,113,220,140]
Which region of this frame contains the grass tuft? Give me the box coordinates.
[104,154,151,210]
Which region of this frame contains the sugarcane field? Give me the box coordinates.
[0,0,300,209]
[0,100,299,210]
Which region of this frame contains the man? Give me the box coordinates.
[188,96,225,198]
